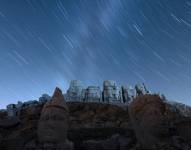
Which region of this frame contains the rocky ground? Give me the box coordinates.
[0,88,191,150]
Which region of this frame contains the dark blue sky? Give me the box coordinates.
[0,0,191,108]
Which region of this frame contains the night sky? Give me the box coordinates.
[0,0,191,108]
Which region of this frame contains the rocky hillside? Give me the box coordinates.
[166,101,191,117]
[0,88,191,150]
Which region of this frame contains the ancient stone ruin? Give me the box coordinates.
[4,80,150,117]
[38,87,73,150]
[1,84,191,150]
[64,80,148,104]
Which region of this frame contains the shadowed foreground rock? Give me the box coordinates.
[0,90,191,150]
[37,87,73,150]
[129,94,191,150]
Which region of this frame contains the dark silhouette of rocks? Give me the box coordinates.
[129,94,191,149]
[0,88,191,150]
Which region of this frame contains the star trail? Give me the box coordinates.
[0,0,191,108]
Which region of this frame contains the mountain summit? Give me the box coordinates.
[0,88,191,150]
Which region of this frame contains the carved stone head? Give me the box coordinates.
[38,87,69,143]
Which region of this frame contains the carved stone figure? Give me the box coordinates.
[39,94,51,103]
[38,87,73,150]
[121,86,130,103]
[84,86,101,102]
[135,83,148,96]
[7,104,17,117]
[103,80,120,103]
[65,80,84,101]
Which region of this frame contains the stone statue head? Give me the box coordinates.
[38,87,69,144]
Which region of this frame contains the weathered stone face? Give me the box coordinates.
[135,83,149,96]
[103,80,121,103]
[103,80,116,87]
[0,134,2,144]
[38,107,68,143]
[129,95,179,149]
[65,80,84,101]
[7,104,17,117]
[68,80,83,96]
[2,90,191,150]
[39,94,51,103]
[38,87,69,144]
[121,87,131,103]
[85,86,101,102]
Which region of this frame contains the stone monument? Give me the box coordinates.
[84,86,101,102]
[38,87,73,150]
[103,80,121,103]
[65,80,84,101]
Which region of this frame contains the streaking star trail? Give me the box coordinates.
[0,0,191,108]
